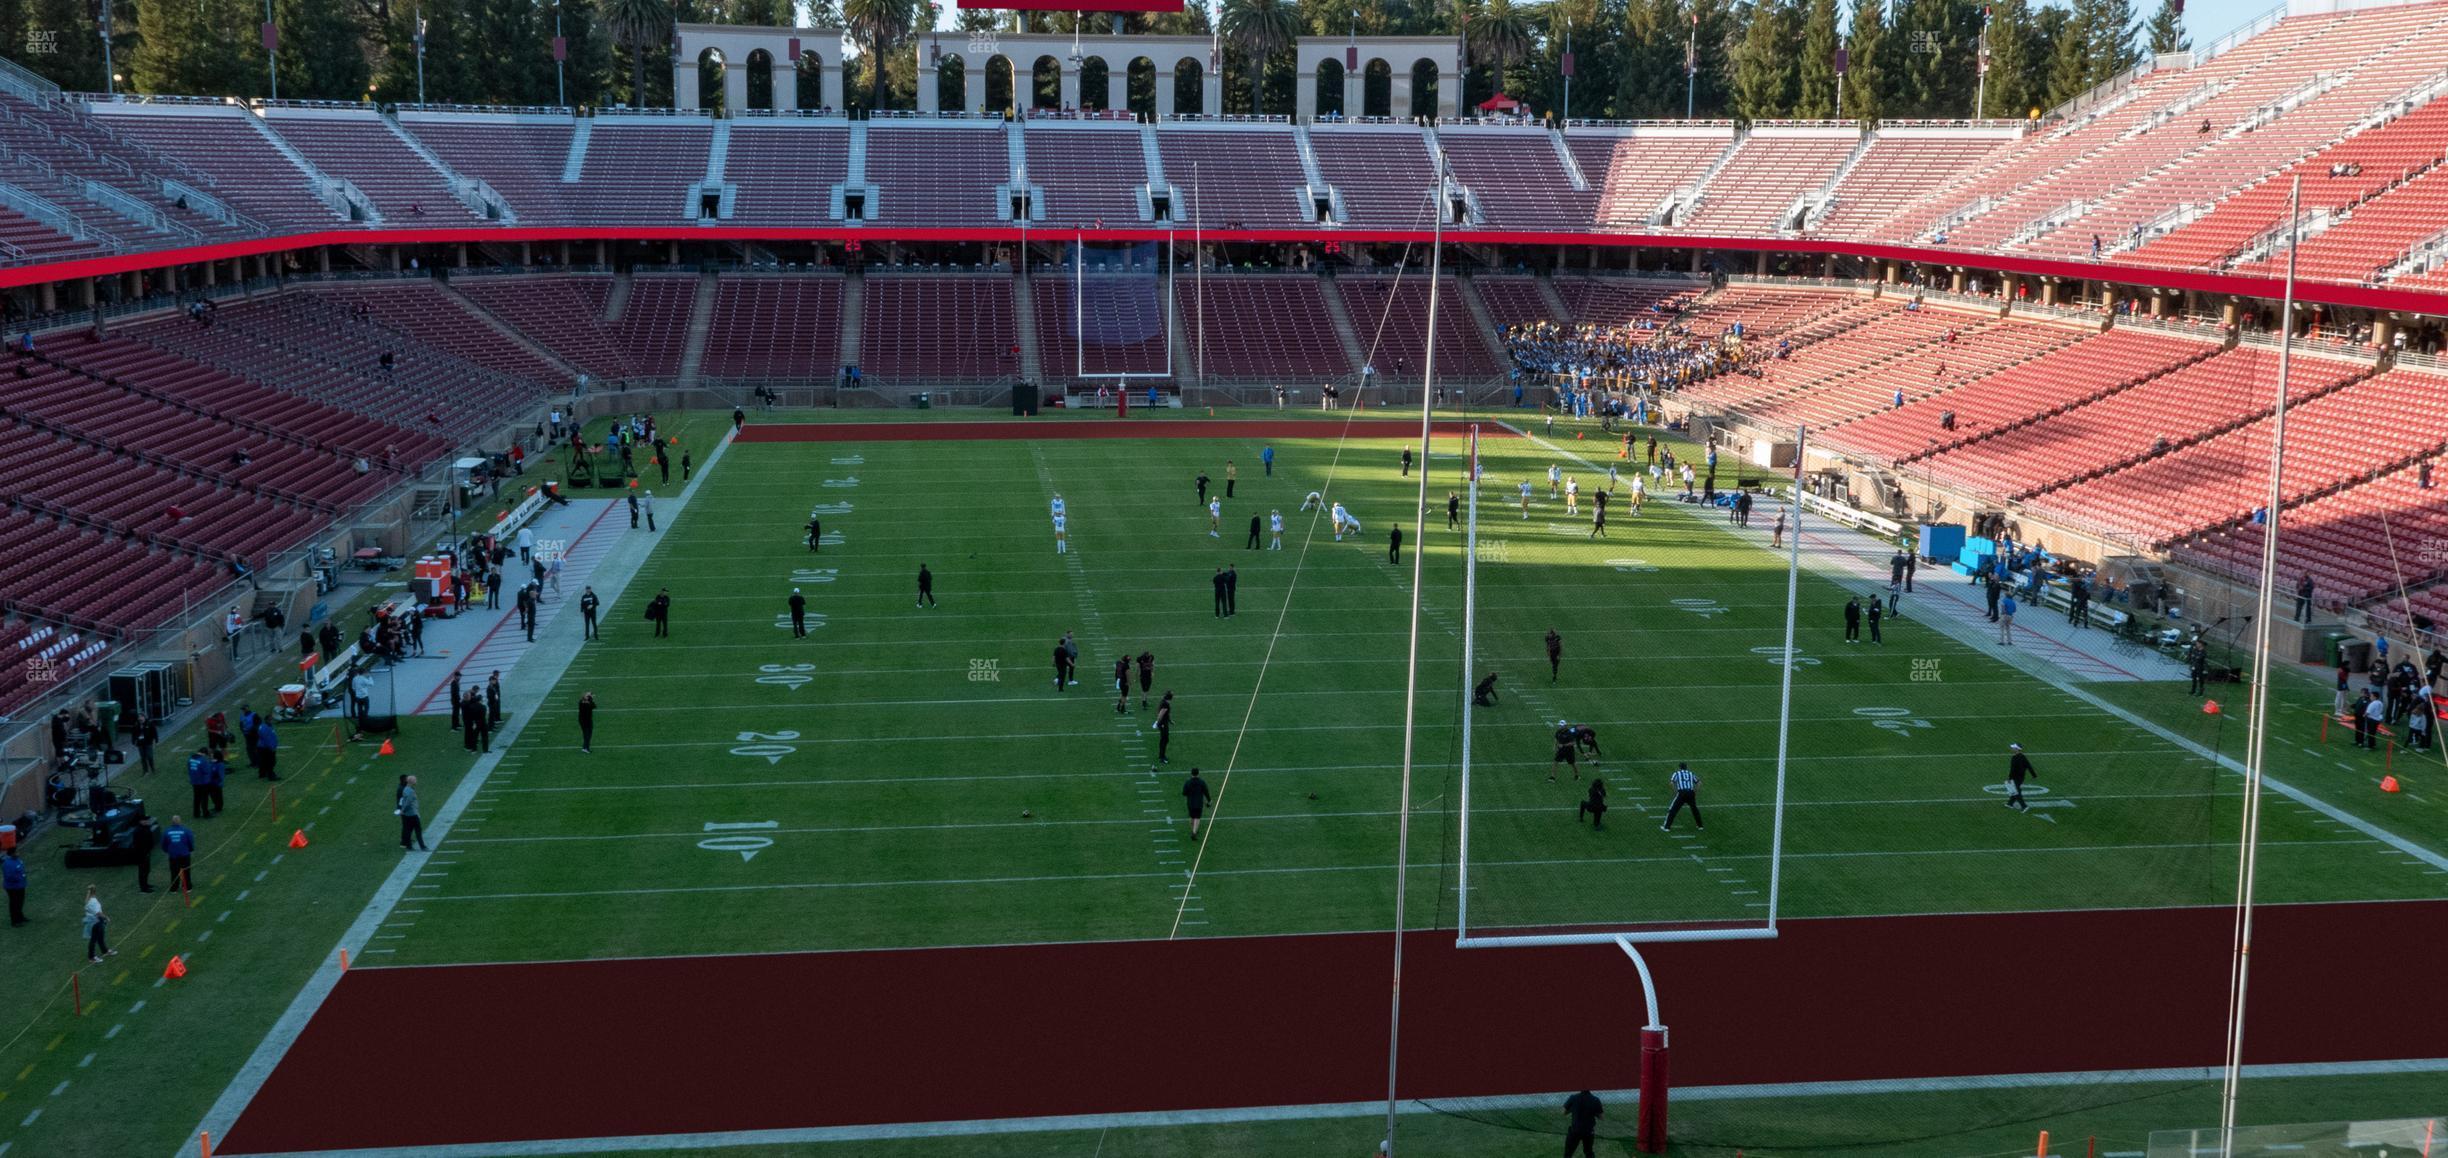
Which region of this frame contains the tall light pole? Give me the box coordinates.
[100,0,115,95]
[1560,17,1573,124]
[1685,9,1698,119]
[263,0,280,101]
[553,0,568,108]
[415,9,428,104]
[1975,2,1991,120]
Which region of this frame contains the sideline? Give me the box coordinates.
[178,429,741,1158]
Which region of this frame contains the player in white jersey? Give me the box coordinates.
[1330,502,1349,541]
[1053,513,1069,553]
[1518,479,1533,519]
[1269,509,1284,550]
[1548,463,1562,498]
[1207,498,1222,537]
[1629,473,1646,515]
[1606,464,1619,493]
[1564,476,1580,515]
[1302,491,1324,512]
[1050,493,1066,523]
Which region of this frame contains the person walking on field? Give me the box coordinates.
[1447,493,1461,530]
[1213,568,1230,618]
[1208,498,1222,538]
[1843,597,1863,643]
[1247,514,1263,550]
[917,564,936,608]
[788,588,808,638]
[1546,629,1564,681]
[1136,650,1156,709]
[1182,767,1211,839]
[162,817,195,893]
[2004,744,2035,811]
[642,490,657,532]
[1155,692,1174,766]
[397,774,429,851]
[1563,1090,1605,1157]
[3,850,25,927]
[1225,460,1237,498]
[1389,525,1403,564]
[577,692,596,753]
[1661,763,1704,831]
[1114,657,1133,715]
[580,586,600,640]
[82,885,114,963]
[1401,447,1413,477]
[1997,593,2018,646]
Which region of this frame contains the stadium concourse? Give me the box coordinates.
[0,0,2446,1155]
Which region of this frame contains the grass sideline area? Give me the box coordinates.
[3,406,2438,1158]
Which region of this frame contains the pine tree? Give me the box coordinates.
[2088,0,2139,82]
[1982,0,2042,121]
[19,0,109,91]
[275,0,371,100]
[1796,0,1837,117]
[1730,0,1797,122]
[129,0,257,96]
[1844,0,1887,122]
[1613,0,1683,117]
[2046,0,2092,108]
[2143,0,2188,54]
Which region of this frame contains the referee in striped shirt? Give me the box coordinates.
[1661,763,1704,831]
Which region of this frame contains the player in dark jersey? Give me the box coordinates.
[1136,650,1155,708]
[1154,692,1174,767]
[1114,658,1132,714]
[1549,719,1582,782]
[1545,629,1564,681]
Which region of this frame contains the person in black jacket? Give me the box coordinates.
[579,586,600,640]
[1563,1090,1604,1157]
[486,671,504,728]
[577,692,596,753]
[1576,779,1607,830]
[788,588,807,637]
[131,817,158,893]
[647,588,671,637]
[1213,568,1229,618]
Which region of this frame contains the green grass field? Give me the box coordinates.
[1,409,2439,1158]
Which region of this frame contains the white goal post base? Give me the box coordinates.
[1454,927,1780,949]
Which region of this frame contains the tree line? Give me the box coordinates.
[1,0,2189,123]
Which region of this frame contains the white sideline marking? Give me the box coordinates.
[154,1057,2448,1158]
[181,439,739,1158]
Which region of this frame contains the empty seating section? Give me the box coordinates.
[2176,462,2448,600]
[1472,276,1558,328]
[1568,132,1730,229]
[451,277,635,378]
[0,206,105,262]
[572,122,710,223]
[1675,288,1858,339]
[2019,356,2427,542]
[1913,343,2348,502]
[1309,129,1440,228]
[1682,303,1954,411]
[403,117,576,223]
[1553,277,1703,331]
[1333,276,1498,379]
[860,277,1015,381]
[0,507,227,633]
[307,282,565,384]
[99,109,343,229]
[0,92,257,249]
[2123,101,2448,271]
[1436,132,1597,230]
[2024,5,2448,259]
[1158,128,1312,228]
[1035,276,1169,382]
[579,276,699,377]
[0,616,114,717]
[5,343,390,510]
[1678,133,1856,235]
[2240,166,2448,283]
[1177,276,1349,380]
[1749,316,2087,430]
[1026,127,1147,227]
[267,112,477,221]
[1813,135,2012,238]
[0,419,326,565]
[724,123,849,225]
[699,277,844,380]
[1820,330,2210,462]
[867,125,1006,227]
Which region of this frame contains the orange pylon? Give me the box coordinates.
[288,829,309,849]
[163,954,188,980]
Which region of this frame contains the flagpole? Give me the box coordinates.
[263,0,279,101]
[1685,12,1698,120]
[1561,22,1572,124]
[1975,4,1990,120]
[100,0,115,95]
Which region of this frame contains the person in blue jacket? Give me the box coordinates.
[161,818,196,893]
[187,746,225,818]
[4,851,26,926]
[254,720,280,782]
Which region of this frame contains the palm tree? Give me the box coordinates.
[604,0,674,107]
[844,0,919,111]
[1465,0,1536,101]
[1220,0,1300,116]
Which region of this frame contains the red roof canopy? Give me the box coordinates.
[1477,92,1522,111]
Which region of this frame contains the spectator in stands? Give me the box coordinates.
[2295,575,2315,621]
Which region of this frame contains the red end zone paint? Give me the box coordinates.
[732,419,1518,444]
[215,901,2448,1154]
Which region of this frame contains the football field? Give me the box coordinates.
[191,411,2448,1157]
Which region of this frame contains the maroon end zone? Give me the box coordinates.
[730,419,1520,444]
[217,901,2448,1154]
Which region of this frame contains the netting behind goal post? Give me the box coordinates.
[1059,237,1171,411]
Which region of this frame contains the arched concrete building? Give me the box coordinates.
[673,23,846,113]
[1294,37,1460,122]
[915,31,1223,118]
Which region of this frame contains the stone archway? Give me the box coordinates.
[986,55,1017,114]
[1172,56,1203,117]
[674,24,843,112]
[1031,54,1063,109]
[1315,58,1346,118]
[1409,57,1439,120]
[935,53,967,113]
[745,48,774,111]
[697,48,728,113]
[1364,58,1392,117]
[1081,56,1111,111]
[1127,56,1157,120]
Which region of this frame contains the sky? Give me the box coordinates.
[918,0,2295,64]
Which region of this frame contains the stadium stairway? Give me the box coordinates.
[674,269,718,387]
[1317,272,1371,375]
[601,271,629,323]
[435,279,589,387]
[1455,274,1510,364]
[1013,270,1044,385]
[838,271,865,376]
[1533,273,1571,322]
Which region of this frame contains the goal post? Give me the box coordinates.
[1060,235,1172,411]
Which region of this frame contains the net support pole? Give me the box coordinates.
[1455,425,1480,939]
[1765,426,1805,930]
[1616,937,1669,1154]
